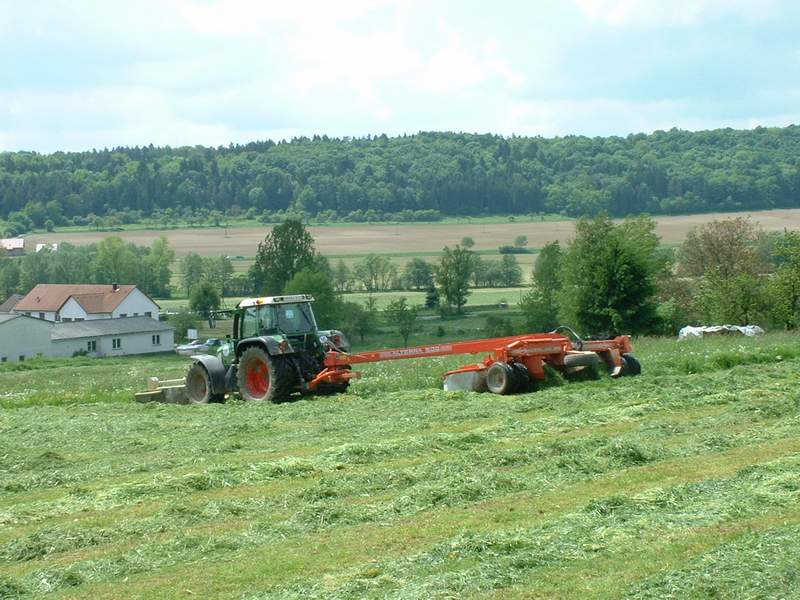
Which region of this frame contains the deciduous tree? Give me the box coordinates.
[436,244,474,313]
[520,241,563,331]
[385,297,420,346]
[249,219,318,294]
[559,216,661,335]
[283,267,341,328]
[404,258,433,290]
[190,280,221,319]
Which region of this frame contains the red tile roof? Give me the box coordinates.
[14,284,136,313]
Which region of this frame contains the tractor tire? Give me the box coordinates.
[486,362,516,395]
[237,346,294,403]
[621,353,642,376]
[510,362,534,393]
[185,362,224,404]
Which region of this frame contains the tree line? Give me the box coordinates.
[5,217,800,346]
[0,237,174,300]
[0,225,522,310]
[3,126,800,236]
[520,215,800,337]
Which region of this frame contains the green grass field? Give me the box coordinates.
[1,333,799,598]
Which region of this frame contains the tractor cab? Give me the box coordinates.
[236,294,318,339]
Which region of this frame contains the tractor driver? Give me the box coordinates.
[276,305,303,333]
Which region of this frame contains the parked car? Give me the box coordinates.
[175,338,222,356]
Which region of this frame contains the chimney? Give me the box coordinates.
[112,283,119,292]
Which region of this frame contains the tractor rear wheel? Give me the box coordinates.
[486,362,516,395]
[237,346,293,403]
[185,362,224,404]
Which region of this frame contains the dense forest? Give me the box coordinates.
[2,126,800,234]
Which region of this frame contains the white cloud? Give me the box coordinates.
[574,0,781,27]
[0,0,797,151]
[503,97,684,137]
[172,0,392,36]
[413,27,523,94]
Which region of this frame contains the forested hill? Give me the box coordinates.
[2,126,800,233]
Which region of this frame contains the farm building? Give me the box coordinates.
[0,313,55,362]
[51,317,175,358]
[13,284,160,322]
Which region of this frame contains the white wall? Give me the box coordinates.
[59,297,89,322]
[17,309,57,321]
[112,289,159,319]
[52,329,174,358]
[0,316,54,362]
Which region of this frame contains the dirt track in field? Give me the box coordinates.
[27,209,800,257]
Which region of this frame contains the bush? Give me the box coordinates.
[485,315,514,337]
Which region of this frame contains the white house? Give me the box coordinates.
[13,284,160,322]
[51,317,175,358]
[0,314,54,362]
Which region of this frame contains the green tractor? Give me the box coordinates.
[184,294,351,403]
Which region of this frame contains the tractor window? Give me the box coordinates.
[242,306,279,337]
[276,303,316,334]
[241,307,260,338]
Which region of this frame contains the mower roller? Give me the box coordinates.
[137,295,640,404]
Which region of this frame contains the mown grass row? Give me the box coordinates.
[1,333,799,598]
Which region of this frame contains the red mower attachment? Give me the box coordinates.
[319,329,639,395]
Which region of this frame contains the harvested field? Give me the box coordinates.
[1,333,799,598]
[26,209,800,258]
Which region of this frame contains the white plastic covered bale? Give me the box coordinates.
[678,324,765,341]
[443,369,487,392]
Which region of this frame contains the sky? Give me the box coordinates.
[1,0,799,152]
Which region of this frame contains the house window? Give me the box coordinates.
[63,318,73,323]
[133,312,139,316]
[1,357,6,362]
[25,312,31,316]
[112,338,122,349]
[152,334,161,346]
[55,313,61,322]
[119,313,127,318]
[19,355,25,362]
[75,318,84,322]
[38,312,45,319]
[87,340,97,352]
[145,312,152,318]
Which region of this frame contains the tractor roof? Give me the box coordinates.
[237,294,315,308]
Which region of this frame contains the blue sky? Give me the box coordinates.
[1,0,799,152]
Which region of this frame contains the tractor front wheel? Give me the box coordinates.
[185,362,224,404]
[237,346,293,403]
